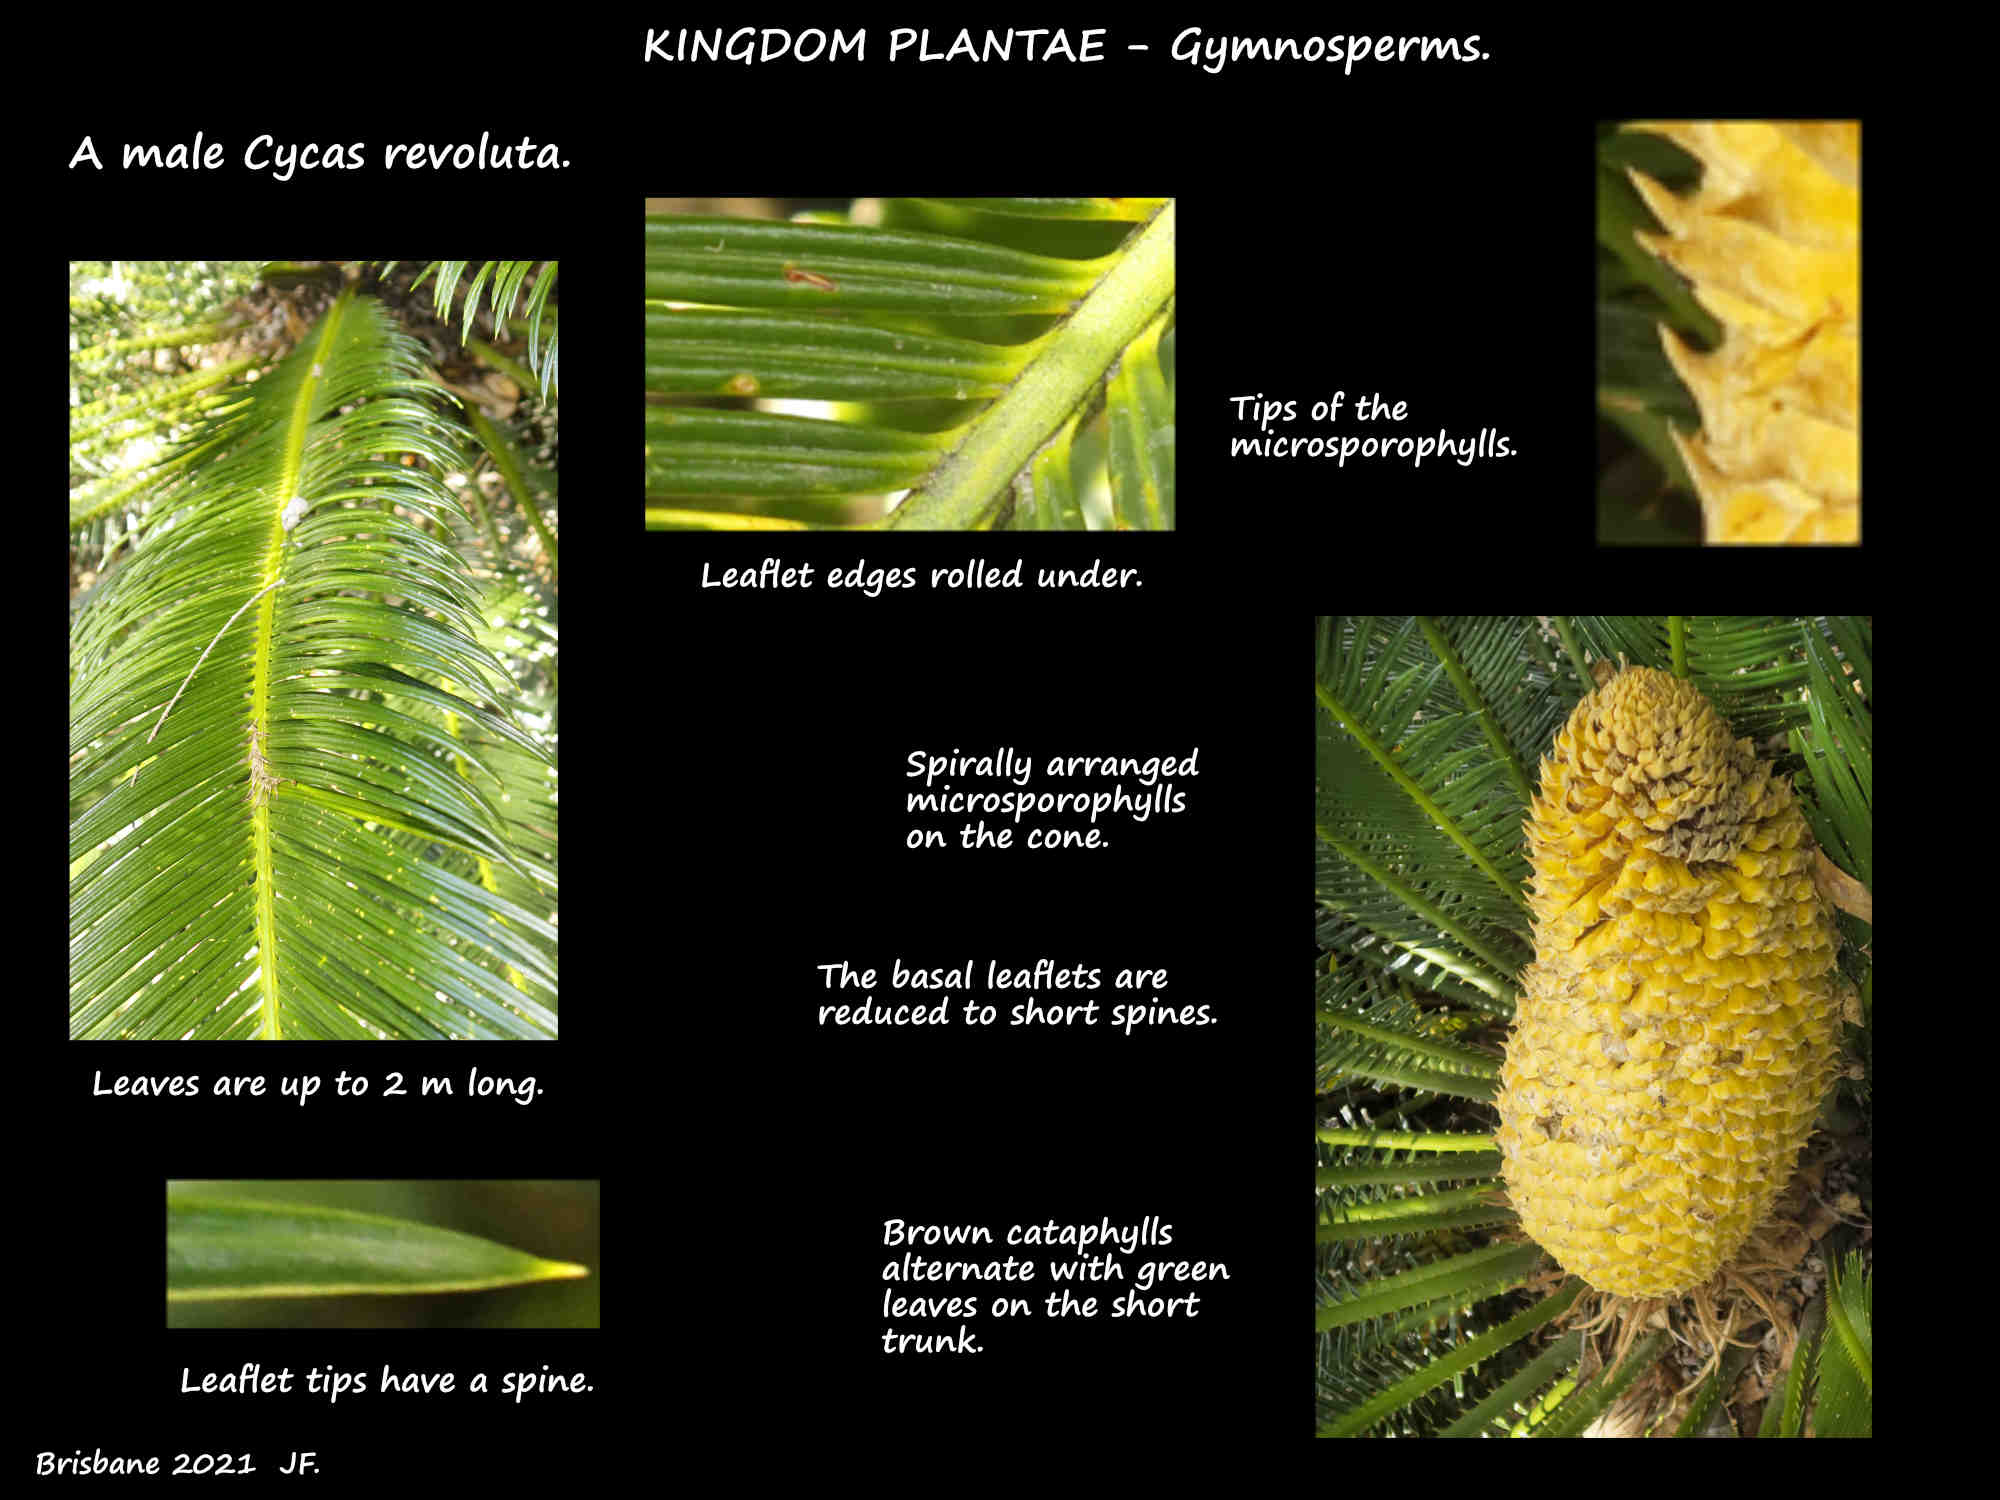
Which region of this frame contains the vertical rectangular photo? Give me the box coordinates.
[68,261,558,1040]
[1314,616,1872,1436]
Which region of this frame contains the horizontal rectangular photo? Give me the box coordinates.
[644,197,1174,531]
[167,1180,597,1330]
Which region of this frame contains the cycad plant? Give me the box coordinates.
[644,197,1174,530]
[1315,617,1871,1436]
[396,258,558,400]
[70,265,557,1039]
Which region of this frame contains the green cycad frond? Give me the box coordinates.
[1314,616,1559,1011]
[644,197,1175,530]
[466,404,559,577]
[71,287,556,1040]
[69,261,267,540]
[402,260,558,397]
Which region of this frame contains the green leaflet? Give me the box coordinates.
[167,1194,587,1301]
[395,260,558,396]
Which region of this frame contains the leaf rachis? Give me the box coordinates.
[247,722,295,806]
[130,576,285,790]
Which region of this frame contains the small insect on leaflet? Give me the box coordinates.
[782,265,838,292]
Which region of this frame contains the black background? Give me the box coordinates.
[44,18,1877,1470]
